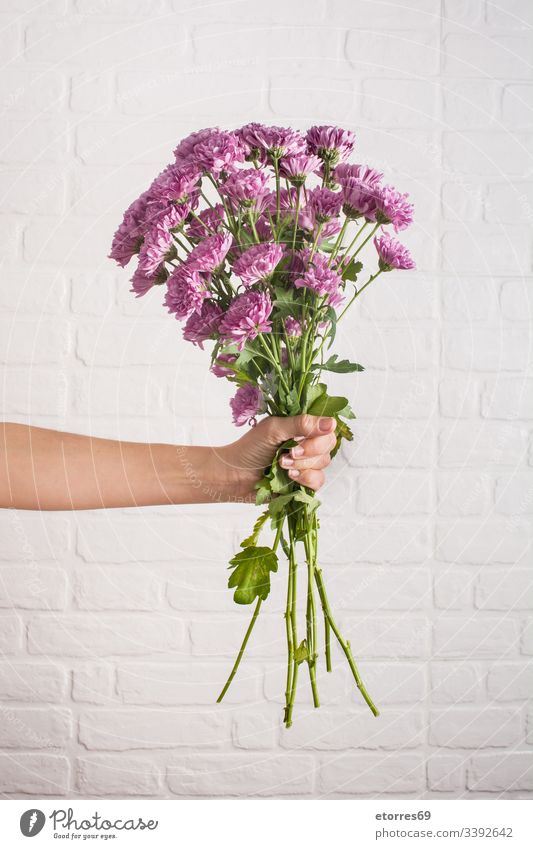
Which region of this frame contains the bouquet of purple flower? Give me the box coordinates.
[110,123,415,727]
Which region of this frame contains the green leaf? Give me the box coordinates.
[307,392,350,417]
[227,546,278,605]
[315,355,365,374]
[294,640,308,664]
[267,493,295,518]
[342,259,363,281]
[292,490,321,513]
[239,511,269,547]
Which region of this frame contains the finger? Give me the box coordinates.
[280,452,331,472]
[287,431,337,460]
[288,468,325,491]
[266,414,336,444]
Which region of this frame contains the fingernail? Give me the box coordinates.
[294,435,305,442]
[319,417,334,432]
[291,446,304,458]
[288,469,300,479]
[280,455,294,467]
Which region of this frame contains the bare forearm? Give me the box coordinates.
[0,423,234,510]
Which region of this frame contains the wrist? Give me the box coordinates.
[165,444,255,504]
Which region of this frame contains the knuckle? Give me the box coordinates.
[298,414,314,434]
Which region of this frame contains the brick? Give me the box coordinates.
[77,515,236,563]
[441,227,530,274]
[433,569,475,610]
[75,118,189,166]
[117,69,264,119]
[0,662,67,702]
[430,662,480,703]
[434,617,519,657]
[443,34,532,78]
[442,276,498,321]
[0,67,65,113]
[342,421,433,468]
[167,753,315,796]
[193,23,342,64]
[269,75,354,119]
[72,663,114,705]
[488,662,533,701]
[359,272,436,320]
[28,614,185,657]
[167,566,239,613]
[79,708,228,750]
[76,754,162,796]
[441,180,484,221]
[430,707,522,748]
[320,753,425,795]
[319,519,431,565]
[342,616,430,659]
[327,0,440,29]
[0,118,70,164]
[0,707,71,749]
[25,20,189,69]
[486,0,533,28]
[500,279,533,321]
[0,318,71,364]
[357,130,441,178]
[190,614,285,659]
[349,371,436,420]
[442,326,530,372]
[116,661,261,705]
[442,80,501,128]
[468,753,533,791]
[233,706,279,750]
[361,79,440,128]
[74,565,162,610]
[443,132,533,176]
[0,168,66,215]
[70,270,116,315]
[437,470,492,516]
[520,621,533,654]
[0,270,66,314]
[443,0,485,27]
[0,616,23,654]
[359,662,426,705]
[436,519,531,565]
[346,29,439,76]
[482,379,533,420]
[75,321,184,367]
[263,660,351,707]
[325,565,430,611]
[427,755,465,792]
[0,13,21,64]
[438,423,527,467]
[0,514,70,561]
[70,70,113,113]
[356,470,431,515]
[76,0,167,13]
[495,473,533,515]
[1,368,68,416]
[439,377,480,418]
[70,368,165,417]
[70,163,156,217]
[476,570,533,610]
[281,708,423,750]
[0,754,70,795]
[0,565,67,610]
[345,325,437,371]
[486,182,533,223]
[502,84,533,127]
[23,215,117,265]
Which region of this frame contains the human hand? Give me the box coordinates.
[216,414,337,502]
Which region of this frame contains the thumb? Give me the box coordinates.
[267,413,336,444]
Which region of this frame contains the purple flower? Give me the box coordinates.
[374,233,416,271]
[284,316,302,337]
[279,153,322,185]
[219,290,273,349]
[149,162,201,207]
[192,129,245,176]
[232,243,284,287]
[130,267,154,298]
[174,127,216,162]
[211,352,237,378]
[293,251,344,306]
[230,384,265,426]
[137,212,180,276]
[374,185,414,232]
[186,231,233,273]
[219,168,270,211]
[183,301,223,348]
[185,204,226,240]
[164,267,209,319]
[237,123,306,160]
[335,164,383,220]
[306,125,355,165]
[307,187,343,223]
[109,192,150,267]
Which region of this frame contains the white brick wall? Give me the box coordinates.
[0,0,532,799]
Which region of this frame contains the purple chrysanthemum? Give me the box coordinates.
[174,127,216,162]
[237,123,306,160]
[211,352,238,378]
[182,300,223,348]
[186,231,233,274]
[293,251,344,306]
[192,129,245,176]
[109,191,150,267]
[230,383,265,426]
[284,316,302,337]
[232,242,284,287]
[278,153,322,185]
[219,290,273,349]
[185,204,226,240]
[219,168,270,211]
[335,164,383,221]
[374,185,414,232]
[306,125,355,165]
[374,233,416,271]
[165,267,209,319]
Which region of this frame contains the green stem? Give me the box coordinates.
[314,568,379,716]
[216,597,262,703]
[292,186,301,251]
[284,514,300,728]
[350,221,380,260]
[336,270,383,324]
[328,217,350,265]
[303,516,319,708]
[257,334,291,395]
